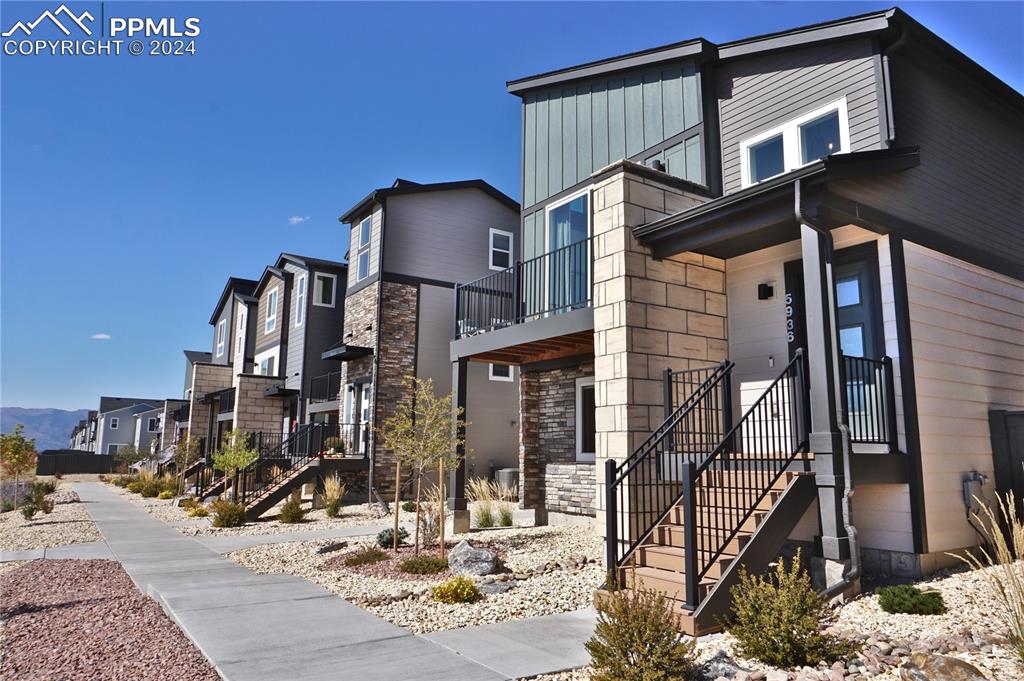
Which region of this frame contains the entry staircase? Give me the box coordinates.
[600,351,817,635]
[232,423,329,521]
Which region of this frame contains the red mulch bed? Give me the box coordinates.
[0,559,219,681]
[320,541,508,582]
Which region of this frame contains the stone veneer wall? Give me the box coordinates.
[339,283,378,448]
[187,363,233,451]
[591,163,725,553]
[544,463,597,516]
[519,361,593,510]
[233,374,286,435]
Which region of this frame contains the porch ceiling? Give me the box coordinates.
[467,330,594,365]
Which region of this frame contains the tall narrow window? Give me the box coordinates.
[147,417,158,432]
[546,191,591,314]
[236,308,246,355]
[110,417,119,430]
[356,216,372,281]
[294,275,306,327]
[489,228,513,271]
[265,287,278,333]
[215,319,226,357]
[575,377,596,462]
[314,273,336,307]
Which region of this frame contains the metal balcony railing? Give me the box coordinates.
[217,388,235,415]
[309,371,342,403]
[841,355,898,449]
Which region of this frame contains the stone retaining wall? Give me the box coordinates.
[544,463,596,516]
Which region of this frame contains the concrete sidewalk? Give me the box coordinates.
[73,483,504,681]
[1,541,114,562]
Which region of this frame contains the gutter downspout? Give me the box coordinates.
[881,24,908,147]
[794,178,861,599]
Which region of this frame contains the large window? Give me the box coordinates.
[740,99,850,187]
[546,190,591,314]
[215,319,226,357]
[265,287,279,333]
[314,273,336,307]
[575,377,596,463]
[356,216,372,281]
[489,228,513,271]
[294,275,306,327]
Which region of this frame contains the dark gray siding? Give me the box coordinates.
[383,189,520,284]
[301,268,345,409]
[346,206,383,291]
[417,284,454,394]
[718,38,883,194]
[284,263,307,392]
[211,300,234,365]
[522,62,704,208]
[839,52,1024,272]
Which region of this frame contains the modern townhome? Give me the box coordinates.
[331,178,522,503]
[94,398,163,456]
[449,8,1023,633]
[131,406,164,456]
[68,410,97,451]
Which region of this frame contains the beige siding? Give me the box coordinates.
[347,205,383,290]
[905,243,1024,553]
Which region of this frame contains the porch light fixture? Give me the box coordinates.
[757,283,774,300]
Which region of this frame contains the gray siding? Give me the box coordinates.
[718,38,883,194]
[211,299,234,365]
[284,263,307,391]
[346,205,383,291]
[839,53,1024,272]
[382,189,520,285]
[254,273,285,355]
[301,268,345,411]
[522,62,704,208]
[416,284,453,393]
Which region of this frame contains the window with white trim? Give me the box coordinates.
[314,273,336,307]
[215,319,227,357]
[739,98,851,187]
[236,308,246,355]
[265,287,279,333]
[488,364,513,382]
[107,444,120,455]
[489,228,513,271]
[110,417,119,430]
[294,274,307,327]
[356,216,372,281]
[575,377,596,462]
[147,417,158,432]
[258,355,276,376]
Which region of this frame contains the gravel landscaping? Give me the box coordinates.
[0,559,219,680]
[228,524,604,634]
[0,486,101,551]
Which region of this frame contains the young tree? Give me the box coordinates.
[1,424,37,510]
[428,386,467,560]
[113,443,150,468]
[172,436,202,494]
[211,428,258,474]
[377,383,417,553]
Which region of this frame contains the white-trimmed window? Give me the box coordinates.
[489,228,513,271]
[575,377,596,463]
[110,417,119,430]
[294,274,307,327]
[255,347,278,376]
[356,216,372,281]
[265,287,279,333]
[489,364,513,382]
[147,417,158,432]
[314,272,337,307]
[739,98,851,187]
[215,318,227,357]
[236,308,246,356]
[107,444,120,455]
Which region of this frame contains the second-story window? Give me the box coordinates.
[215,319,226,357]
[236,308,246,356]
[356,216,371,281]
[147,417,158,432]
[265,287,279,333]
[110,417,119,430]
[740,98,850,187]
[314,273,336,307]
[295,275,306,327]
[489,229,513,271]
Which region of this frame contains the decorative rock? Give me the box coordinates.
[765,671,788,681]
[900,653,987,681]
[447,540,498,576]
[478,581,514,595]
[313,541,348,555]
[696,651,751,681]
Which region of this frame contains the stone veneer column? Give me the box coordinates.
[186,363,233,450]
[233,375,286,434]
[591,164,726,553]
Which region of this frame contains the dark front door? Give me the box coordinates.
[991,411,1024,514]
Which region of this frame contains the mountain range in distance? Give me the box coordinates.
[1,407,90,452]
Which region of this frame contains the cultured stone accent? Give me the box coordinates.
[545,463,596,516]
[518,362,593,510]
[186,363,233,449]
[233,374,285,435]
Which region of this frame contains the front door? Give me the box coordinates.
[991,411,1024,516]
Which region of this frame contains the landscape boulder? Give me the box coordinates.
[899,653,987,681]
[448,540,498,576]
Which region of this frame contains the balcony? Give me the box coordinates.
[309,371,342,404]
[217,388,235,415]
[842,355,898,450]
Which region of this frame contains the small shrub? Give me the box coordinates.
[140,481,160,498]
[178,497,199,509]
[324,474,345,518]
[399,554,448,575]
[21,505,37,520]
[344,546,388,566]
[1,500,13,513]
[377,526,409,549]
[475,505,495,528]
[33,480,57,495]
[324,436,344,453]
[187,506,209,518]
[210,499,246,527]
[586,586,697,681]
[432,576,481,604]
[158,490,174,500]
[126,481,144,494]
[728,549,855,669]
[401,500,417,513]
[20,485,54,520]
[877,584,945,615]
[498,503,513,527]
[158,475,178,495]
[277,493,306,524]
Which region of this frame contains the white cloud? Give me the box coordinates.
[90,333,112,340]
[288,215,310,225]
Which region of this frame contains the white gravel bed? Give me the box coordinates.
[227,524,605,634]
[0,487,101,551]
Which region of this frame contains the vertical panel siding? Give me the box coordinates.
[904,243,1024,553]
[717,38,882,194]
[522,61,702,207]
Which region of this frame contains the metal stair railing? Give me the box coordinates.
[234,423,325,507]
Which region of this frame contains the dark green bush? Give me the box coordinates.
[20,484,54,520]
[399,554,449,575]
[586,586,696,681]
[401,500,418,513]
[877,585,946,615]
[377,526,409,549]
[33,480,57,495]
[432,576,481,604]
[728,550,856,669]
[210,499,246,527]
[277,494,306,524]
[1,500,13,513]
[344,546,388,566]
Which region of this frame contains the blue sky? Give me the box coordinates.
[2,1,1021,411]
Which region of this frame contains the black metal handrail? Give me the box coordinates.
[309,371,343,403]
[684,351,809,604]
[453,236,593,339]
[605,361,734,569]
[841,355,897,448]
